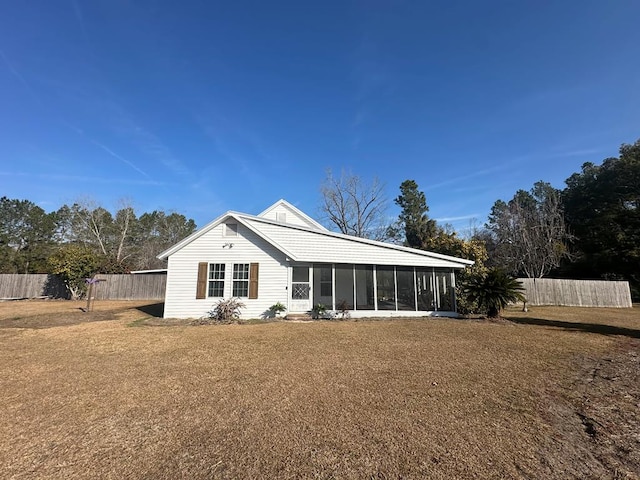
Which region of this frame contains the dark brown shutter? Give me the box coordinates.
[196,262,208,299]
[249,263,259,299]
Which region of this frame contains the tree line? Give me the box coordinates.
[320,138,640,302]
[2,138,637,305]
[0,198,196,297]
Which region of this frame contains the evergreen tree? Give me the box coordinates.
[394,180,437,248]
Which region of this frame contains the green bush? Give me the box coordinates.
[463,269,525,318]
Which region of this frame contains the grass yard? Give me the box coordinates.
[0,300,638,479]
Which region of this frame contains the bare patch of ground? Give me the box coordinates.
[0,301,638,478]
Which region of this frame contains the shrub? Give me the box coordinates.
[206,298,246,324]
[311,303,328,319]
[270,302,287,316]
[336,299,351,320]
[463,269,525,318]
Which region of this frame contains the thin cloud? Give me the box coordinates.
[0,48,38,101]
[108,107,190,176]
[71,0,89,41]
[427,164,507,190]
[59,118,151,179]
[43,172,164,186]
[59,118,152,178]
[90,140,151,178]
[548,148,601,158]
[435,214,480,223]
[0,170,164,186]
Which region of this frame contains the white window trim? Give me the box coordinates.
[232,263,250,297]
[208,263,225,298]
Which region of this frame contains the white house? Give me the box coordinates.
[157,199,474,319]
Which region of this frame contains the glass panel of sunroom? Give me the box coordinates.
[376,266,396,310]
[435,270,455,311]
[355,265,375,310]
[313,264,333,307]
[335,264,354,310]
[396,267,416,311]
[416,268,435,311]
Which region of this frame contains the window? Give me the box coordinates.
[276,212,287,223]
[225,223,238,237]
[233,263,250,297]
[208,263,225,297]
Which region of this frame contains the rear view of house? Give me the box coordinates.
[158,200,473,319]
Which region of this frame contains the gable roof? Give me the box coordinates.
[158,200,474,269]
[258,199,328,231]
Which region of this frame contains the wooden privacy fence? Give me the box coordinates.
[518,278,632,308]
[0,274,67,299]
[92,274,166,300]
[0,274,166,300]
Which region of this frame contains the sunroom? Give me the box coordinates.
[288,263,456,317]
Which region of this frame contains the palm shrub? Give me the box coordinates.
[463,269,526,318]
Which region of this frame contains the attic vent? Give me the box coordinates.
[276,212,287,223]
[224,223,238,237]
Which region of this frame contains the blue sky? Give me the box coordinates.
[1,1,639,233]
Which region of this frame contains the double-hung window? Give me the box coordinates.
[208,263,225,297]
[233,263,250,297]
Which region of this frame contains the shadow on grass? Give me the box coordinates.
[136,302,164,318]
[508,316,640,339]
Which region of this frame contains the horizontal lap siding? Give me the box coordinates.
[518,278,632,308]
[245,220,465,268]
[164,223,288,319]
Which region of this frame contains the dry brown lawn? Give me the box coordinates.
[0,300,638,479]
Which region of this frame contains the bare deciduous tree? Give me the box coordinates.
[319,170,392,241]
[487,181,572,278]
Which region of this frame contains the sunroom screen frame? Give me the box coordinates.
[306,263,456,313]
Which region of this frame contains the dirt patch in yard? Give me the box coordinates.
[0,299,163,329]
[0,301,638,479]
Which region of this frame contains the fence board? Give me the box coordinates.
[0,274,66,299]
[0,274,166,300]
[517,278,632,308]
[93,274,166,300]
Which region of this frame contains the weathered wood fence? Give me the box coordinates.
[517,278,632,308]
[92,274,166,300]
[0,274,166,300]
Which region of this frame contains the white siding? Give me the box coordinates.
[164,222,289,319]
[243,219,466,268]
[259,203,324,230]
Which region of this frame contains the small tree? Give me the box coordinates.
[463,269,525,318]
[48,244,102,299]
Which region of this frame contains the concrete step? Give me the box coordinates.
[285,313,313,321]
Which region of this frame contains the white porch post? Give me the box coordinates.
[373,265,378,311]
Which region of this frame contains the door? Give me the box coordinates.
[290,265,312,312]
